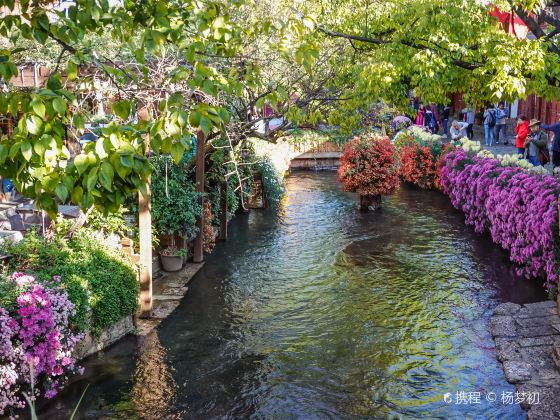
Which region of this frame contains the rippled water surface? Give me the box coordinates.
[46,172,548,419]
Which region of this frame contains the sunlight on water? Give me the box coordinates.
[44,172,546,419]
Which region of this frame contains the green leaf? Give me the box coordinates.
[55,183,68,202]
[0,144,8,164]
[70,185,83,204]
[67,61,78,81]
[113,100,131,120]
[9,143,20,159]
[86,167,98,190]
[188,110,201,127]
[199,116,211,135]
[52,97,67,115]
[9,95,18,115]
[21,141,32,161]
[171,142,185,164]
[31,97,46,118]
[74,154,89,176]
[26,116,43,135]
[73,114,85,130]
[99,162,114,190]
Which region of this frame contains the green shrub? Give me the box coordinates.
[2,228,139,335]
[151,155,201,239]
[255,157,285,206]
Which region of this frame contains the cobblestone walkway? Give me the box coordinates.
[491,300,560,419]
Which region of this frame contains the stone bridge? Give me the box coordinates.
[288,140,342,170]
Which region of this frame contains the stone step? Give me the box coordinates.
[553,343,560,371]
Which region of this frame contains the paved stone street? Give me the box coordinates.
[490,300,560,419]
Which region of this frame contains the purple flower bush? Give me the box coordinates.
[441,150,560,289]
[0,272,83,415]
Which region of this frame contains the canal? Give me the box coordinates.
[45,172,546,419]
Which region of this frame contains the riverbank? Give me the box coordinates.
[135,262,205,336]
[491,301,560,419]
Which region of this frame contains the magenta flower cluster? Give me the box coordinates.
[441,150,560,288]
[0,273,83,415]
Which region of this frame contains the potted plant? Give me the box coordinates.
[150,155,201,270]
[337,134,400,211]
[159,245,187,272]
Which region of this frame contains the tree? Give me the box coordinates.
[290,0,559,111]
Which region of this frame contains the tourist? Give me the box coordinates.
[416,103,426,126]
[449,120,469,141]
[515,115,530,156]
[465,106,475,140]
[540,116,560,168]
[483,104,497,146]
[424,107,437,134]
[429,103,440,133]
[526,119,548,166]
[441,104,451,138]
[495,101,509,145]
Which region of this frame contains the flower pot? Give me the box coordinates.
[359,194,382,211]
[159,254,183,272]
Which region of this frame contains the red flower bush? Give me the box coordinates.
[337,135,400,197]
[399,143,438,189]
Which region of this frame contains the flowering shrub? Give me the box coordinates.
[391,115,412,131]
[0,273,83,415]
[203,200,216,254]
[399,143,439,189]
[395,126,445,190]
[2,227,139,335]
[441,150,560,289]
[337,135,400,197]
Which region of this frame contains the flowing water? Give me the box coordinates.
[45,172,547,419]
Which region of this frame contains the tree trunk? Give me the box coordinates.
[359,194,382,211]
[193,130,206,263]
[138,178,153,318]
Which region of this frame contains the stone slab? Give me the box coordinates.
[516,315,560,328]
[495,338,521,362]
[493,302,521,316]
[503,360,533,383]
[517,306,558,319]
[519,336,555,347]
[518,325,560,338]
[491,301,560,417]
[490,315,517,337]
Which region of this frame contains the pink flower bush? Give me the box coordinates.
[0,272,83,415]
[441,150,560,289]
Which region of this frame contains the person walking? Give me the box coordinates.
[424,107,437,134]
[441,105,451,138]
[541,115,560,169]
[416,104,426,126]
[526,119,548,166]
[483,104,497,146]
[449,120,469,141]
[430,103,440,133]
[465,107,475,140]
[515,115,530,156]
[495,101,509,145]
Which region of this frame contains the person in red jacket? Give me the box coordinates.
[515,115,530,156]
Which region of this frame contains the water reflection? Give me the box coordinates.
[45,172,546,419]
[130,332,177,418]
